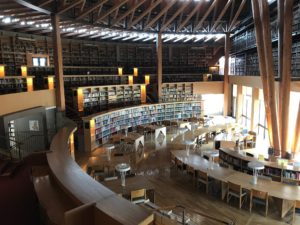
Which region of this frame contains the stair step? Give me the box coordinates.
[0,163,20,177]
[0,160,10,174]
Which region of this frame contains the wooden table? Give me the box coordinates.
[171,150,300,219]
[101,175,155,203]
[110,133,144,152]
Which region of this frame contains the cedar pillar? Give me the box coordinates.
[223,33,230,116]
[292,102,300,154]
[51,14,65,111]
[156,33,163,101]
[279,0,293,156]
[251,0,273,147]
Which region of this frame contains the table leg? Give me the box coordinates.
[120,172,126,187]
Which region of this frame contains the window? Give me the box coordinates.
[32,57,47,66]
[232,84,237,118]
[241,86,252,130]
[202,94,224,115]
[256,89,269,148]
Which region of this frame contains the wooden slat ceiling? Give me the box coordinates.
[0,0,251,41]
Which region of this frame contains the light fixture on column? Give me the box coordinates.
[48,76,54,90]
[26,77,33,92]
[118,67,123,76]
[128,75,133,85]
[21,65,27,76]
[133,67,138,76]
[141,84,146,103]
[145,75,150,85]
[0,65,5,77]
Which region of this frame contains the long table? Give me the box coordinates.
[172,150,300,218]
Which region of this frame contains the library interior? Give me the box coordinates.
[1,0,300,225]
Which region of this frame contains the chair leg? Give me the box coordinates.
[227,193,230,204]
[249,199,252,213]
[239,197,242,209]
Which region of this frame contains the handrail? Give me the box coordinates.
[152,204,236,225]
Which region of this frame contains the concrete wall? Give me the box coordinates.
[193,81,224,94]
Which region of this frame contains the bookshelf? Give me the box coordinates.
[161,83,194,102]
[0,76,35,94]
[73,84,145,115]
[219,148,300,185]
[82,101,202,151]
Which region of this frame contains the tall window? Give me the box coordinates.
[256,89,269,147]
[232,84,237,118]
[32,57,47,67]
[241,86,252,130]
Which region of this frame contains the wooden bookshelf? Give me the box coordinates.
[162,83,194,102]
[0,76,35,94]
[73,84,144,115]
[219,148,300,184]
[82,101,202,151]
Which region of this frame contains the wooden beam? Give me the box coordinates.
[38,0,54,7]
[14,0,51,14]
[194,0,219,31]
[211,0,233,31]
[279,0,293,156]
[160,0,191,32]
[223,33,230,116]
[57,0,84,15]
[176,1,203,32]
[94,0,129,23]
[156,33,162,100]
[144,0,176,30]
[251,0,273,147]
[112,0,146,26]
[75,0,109,20]
[292,102,300,154]
[228,0,247,31]
[51,14,65,111]
[130,0,162,27]
[259,0,281,155]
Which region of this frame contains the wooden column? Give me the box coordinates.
[251,0,273,147]
[51,14,65,111]
[279,0,293,156]
[236,85,243,124]
[292,102,300,154]
[223,33,230,116]
[156,33,163,101]
[251,88,259,131]
[260,0,281,155]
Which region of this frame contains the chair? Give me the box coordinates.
[227,181,247,209]
[186,165,195,181]
[197,170,211,193]
[246,131,257,148]
[175,158,185,171]
[130,188,147,204]
[249,189,268,216]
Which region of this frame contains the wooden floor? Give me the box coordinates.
[76,130,300,225]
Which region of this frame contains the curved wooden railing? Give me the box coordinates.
[47,121,153,225]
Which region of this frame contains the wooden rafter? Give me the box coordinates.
[229,0,236,25]
[160,0,191,32]
[176,1,204,32]
[95,0,129,23]
[144,0,176,30]
[228,0,247,31]
[130,0,162,27]
[38,0,53,7]
[75,0,109,20]
[112,0,146,26]
[194,0,218,31]
[80,0,86,12]
[14,0,51,14]
[211,0,233,31]
[57,0,84,15]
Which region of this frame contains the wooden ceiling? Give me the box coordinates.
[0,0,251,41]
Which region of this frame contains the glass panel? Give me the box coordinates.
[40,58,47,66]
[32,58,39,66]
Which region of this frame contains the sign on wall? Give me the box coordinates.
[29,120,39,131]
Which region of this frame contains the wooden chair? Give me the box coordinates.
[246,131,257,148]
[197,170,211,193]
[186,165,195,182]
[227,181,247,209]
[130,188,147,204]
[175,158,185,171]
[249,189,268,216]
